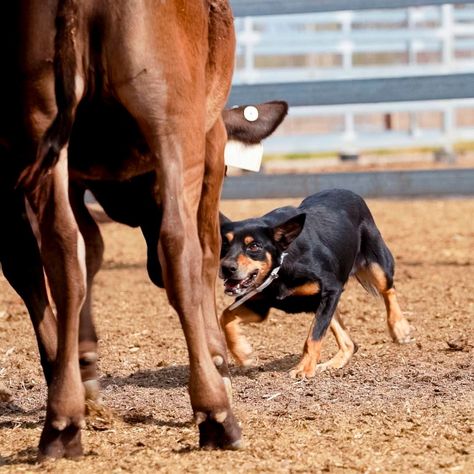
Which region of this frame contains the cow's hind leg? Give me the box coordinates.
[0,187,57,384]
[70,183,104,402]
[355,235,412,343]
[29,155,87,459]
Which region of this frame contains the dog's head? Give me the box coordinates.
[219,212,306,297]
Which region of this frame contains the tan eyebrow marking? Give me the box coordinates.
[225,232,234,242]
[244,236,255,245]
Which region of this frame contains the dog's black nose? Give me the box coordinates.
[221,260,238,278]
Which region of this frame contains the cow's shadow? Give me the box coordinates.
[0,404,44,430]
[0,447,39,467]
[0,355,300,464]
[100,353,300,391]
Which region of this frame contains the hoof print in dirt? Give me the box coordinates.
[0,384,12,403]
[446,337,471,352]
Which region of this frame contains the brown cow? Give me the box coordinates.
[0,0,266,458]
[68,101,288,399]
[9,101,288,402]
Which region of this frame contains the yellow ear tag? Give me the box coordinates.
[224,140,263,172]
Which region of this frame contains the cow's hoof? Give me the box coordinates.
[38,422,83,459]
[83,379,101,403]
[196,410,242,450]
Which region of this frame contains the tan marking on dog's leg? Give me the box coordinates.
[316,312,355,372]
[288,281,321,297]
[383,288,412,343]
[290,320,322,379]
[221,307,263,366]
[358,263,412,344]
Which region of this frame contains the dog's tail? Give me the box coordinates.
[18,0,78,189]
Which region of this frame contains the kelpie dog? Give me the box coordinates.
[219,189,412,378]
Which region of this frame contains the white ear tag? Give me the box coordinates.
[243,105,259,122]
[224,140,263,172]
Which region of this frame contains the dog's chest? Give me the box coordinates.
[263,277,322,314]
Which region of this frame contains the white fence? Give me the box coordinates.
[230,2,474,155]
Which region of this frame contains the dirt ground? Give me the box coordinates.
[0,197,473,473]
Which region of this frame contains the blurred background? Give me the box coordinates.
[227,1,474,187]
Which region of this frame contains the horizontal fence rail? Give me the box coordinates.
[226,1,474,197]
[227,1,474,160]
[230,0,474,16]
[222,169,474,199]
[228,73,474,107]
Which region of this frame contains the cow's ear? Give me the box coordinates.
[272,213,306,250]
[222,101,288,144]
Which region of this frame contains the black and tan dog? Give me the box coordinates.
[219,189,412,378]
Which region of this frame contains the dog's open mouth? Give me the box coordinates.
[224,270,259,296]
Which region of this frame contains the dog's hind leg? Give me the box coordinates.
[355,236,412,344]
[383,285,412,343]
[315,310,357,372]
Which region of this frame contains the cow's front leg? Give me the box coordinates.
[198,119,232,379]
[115,59,241,448]
[196,118,241,446]
[156,148,241,449]
[29,154,86,459]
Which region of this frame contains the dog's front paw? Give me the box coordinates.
[229,337,255,367]
[289,355,317,379]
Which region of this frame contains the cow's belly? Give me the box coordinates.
[68,100,154,181]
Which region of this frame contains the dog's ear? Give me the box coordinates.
[272,213,306,250]
[219,212,232,229]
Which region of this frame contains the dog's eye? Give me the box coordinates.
[247,242,262,252]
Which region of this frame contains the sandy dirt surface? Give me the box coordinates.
[0,198,473,473]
